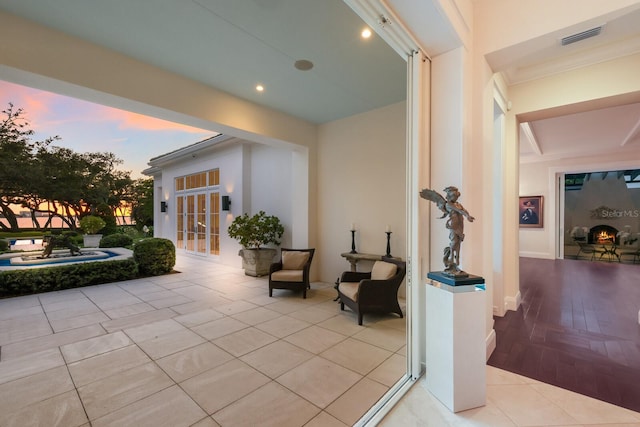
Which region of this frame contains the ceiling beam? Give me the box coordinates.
[520,122,542,156]
[620,115,640,146]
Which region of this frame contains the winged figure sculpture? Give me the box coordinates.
[420,186,475,277]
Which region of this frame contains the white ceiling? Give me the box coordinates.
[1,0,640,163]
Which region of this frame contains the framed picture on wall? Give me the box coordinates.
[519,196,543,228]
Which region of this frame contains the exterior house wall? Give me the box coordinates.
[151,144,245,267]
[150,142,294,268]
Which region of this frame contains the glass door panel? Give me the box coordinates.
[176,196,184,249]
[210,192,220,255]
[196,193,207,254]
[186,194,195,252]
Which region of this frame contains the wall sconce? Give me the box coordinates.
[160,201,168,213]
[221,195,231,211]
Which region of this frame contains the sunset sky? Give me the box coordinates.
[0,80,215,178]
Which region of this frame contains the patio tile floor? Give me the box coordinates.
[0,254,406,426]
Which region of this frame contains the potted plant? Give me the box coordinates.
[227,210,284,276]
[79,215,106,248]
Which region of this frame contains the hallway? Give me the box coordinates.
[488,257,640,412]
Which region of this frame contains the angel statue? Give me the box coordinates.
[420,186,475,277]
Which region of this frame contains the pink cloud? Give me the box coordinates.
[0,81,56,127]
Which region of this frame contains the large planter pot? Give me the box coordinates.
[239,248,276,277]
[83,234,102,248]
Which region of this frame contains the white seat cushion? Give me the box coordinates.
[371,261,397,280]
[282,251,310,270]
[338,282,360,301]
[271,269,303,282]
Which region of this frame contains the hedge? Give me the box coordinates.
[0,259,138,297]
[133,238,176,276]
[99,234,134,248]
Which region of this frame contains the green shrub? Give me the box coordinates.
[99,234,133,248]
[133,238,176,276]
[0,239,9,252]
[79,215,106,234]
[0,259,138,297]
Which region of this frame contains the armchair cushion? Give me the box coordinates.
[338,282,360,301]
[271,269,303,282]
[282,251,310,270]
[371,261,397,280]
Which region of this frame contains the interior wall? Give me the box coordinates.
[565,178,640,235]
[519,154,640,259]
[316,102,407,287]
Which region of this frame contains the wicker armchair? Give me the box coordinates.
[337,258,406,325]
[268,248,315,298]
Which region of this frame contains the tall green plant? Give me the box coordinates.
[227,211,284,249]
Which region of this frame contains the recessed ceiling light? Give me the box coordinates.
[294,59,314,71]
[361,28,372,39]
[255,84,264,92]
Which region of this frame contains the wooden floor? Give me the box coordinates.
[488,257,640,412]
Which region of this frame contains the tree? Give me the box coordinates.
[0,103,56,231]
[130,178,154,229]
[0,102,135,231]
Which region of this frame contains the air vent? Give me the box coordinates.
[561,26,603,46]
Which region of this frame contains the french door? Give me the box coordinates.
[185,193,207,255]
[177,191,220,256]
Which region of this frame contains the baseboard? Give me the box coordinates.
[504,291,521,312]
[486,329,496,361]
[519,251,554,259]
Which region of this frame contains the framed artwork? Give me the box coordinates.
[519,196,543,228]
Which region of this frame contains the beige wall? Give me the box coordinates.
[316,102,407,286]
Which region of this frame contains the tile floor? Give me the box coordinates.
[0,254,406,427]
[381,367,640,427]
[1,253,639,426]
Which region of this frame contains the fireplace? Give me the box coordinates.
[588,225,618,244]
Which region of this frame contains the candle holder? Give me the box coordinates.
[350,230,357,254]
[385,231,392,257]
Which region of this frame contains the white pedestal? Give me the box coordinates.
[425,280,486,412]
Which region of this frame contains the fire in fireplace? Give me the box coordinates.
[588,225,618,244]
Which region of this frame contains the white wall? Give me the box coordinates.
[150,142,296,268]
[249,143,294,248]
[153,144,245,267]
[317,102,406,286]
[518,162,554,258]
[519,154,640,259]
